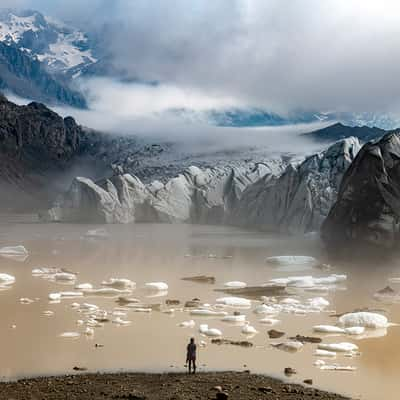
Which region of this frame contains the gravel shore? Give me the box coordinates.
[0,371,351,399]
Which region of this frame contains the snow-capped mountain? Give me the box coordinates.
[0,9,97,75]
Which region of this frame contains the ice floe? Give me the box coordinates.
[318,342,358,353]
[221,314,246,323]
[178,320,195,328]
[258,317,281,326]
[101,278,136,290]
[83,287,132,297]
[338,312,389,329]
[216,297,251,307]
[224,281,247,288]
[112,317,131,326]
[190,309,228,317]
[313,325,346,334]
[0,273,15,286]
[0,246,28,255]
[54,272,77,281]
[266,256,317,266]
[145,282,168,291]
[314,349,337,358]
[75,283,93,290]
[85,228,109,239]
[199,324,222,337]
[59,332,80,338]
[241,322,258,335]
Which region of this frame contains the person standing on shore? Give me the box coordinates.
[186,338,197,374]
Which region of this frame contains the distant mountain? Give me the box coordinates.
[0,41,86,107]
[304,122,387,142]
[0,9,97,75]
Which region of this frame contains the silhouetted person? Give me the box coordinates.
[186,337,197,374]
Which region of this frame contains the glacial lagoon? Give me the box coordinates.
[0,223,399,399]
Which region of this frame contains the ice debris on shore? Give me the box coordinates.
[102,278,136,290]
[199,324,222,337]
[338,312,389,329]
[266,256,317,266]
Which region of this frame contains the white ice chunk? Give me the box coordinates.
[0,246,28,255]
[178,320,195,328]
[145,282,168,291]
[112,317,131,326]
[318,342,359,352]
[216,297,251,307]
[199,324,222,337]
[345,326,365,335]
[313,325,345,334]
[190,309,228,317]
[221,314,246,323]
[253,304,280,314]
[258,317,281,326]
[75,283,93,290]
[266,256,317,266]
[314,349,337,358]
[241,322,258,335]
[54,272,76,281]
[59,332,80,338]
[0,273,15,286]
[338,312,388,329]
[273,341,304,352]
[101,278,136,290]
[224,281,247,288]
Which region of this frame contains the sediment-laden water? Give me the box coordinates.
[0,223,398,400]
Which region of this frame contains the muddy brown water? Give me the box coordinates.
[0,223,399,400]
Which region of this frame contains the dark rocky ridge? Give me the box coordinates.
[322,131,400,253]
[305,122,386,143]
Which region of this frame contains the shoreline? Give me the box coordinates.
[0,371,351,399]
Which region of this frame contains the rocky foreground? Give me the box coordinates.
[0,372,351,400]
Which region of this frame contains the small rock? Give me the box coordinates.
[268,329,285,339]
[213,386,223,392]
[289,334,322,344]
[258,386,273,393]
[166,299,180,305]
[303,379,313,385]
[73,366,87,371]
[284,367,297,376]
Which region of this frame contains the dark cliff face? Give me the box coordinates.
[0,42,86,108]
[0,94,97,211]
[322,132,400,254]
[0,95,84,166]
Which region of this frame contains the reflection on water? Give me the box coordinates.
[0,223,399,400]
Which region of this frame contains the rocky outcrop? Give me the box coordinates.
[229,137,361,234]
[46,162,285,224]
[322,132,400,251]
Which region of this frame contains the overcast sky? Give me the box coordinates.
[4,0,399,115]
[3,0,400,148]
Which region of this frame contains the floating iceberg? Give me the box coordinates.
[75,283,93,290]
[0,246,28,255]
[178,320,195,328]
[266,256,317,266]
[241,322,258,335]
[59,332,80,338]
[224,281,247,288]
[318,342,358,352]
[199,324,222,337]
[102,278,136,290]
[313,325,345,334]
[190,309,228,317]
[0,273,15,286]
[314,349,337,358]
[221,314,246,323]
[338,312,388,329]
[145,282,168,291]
[216,297,251,307]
